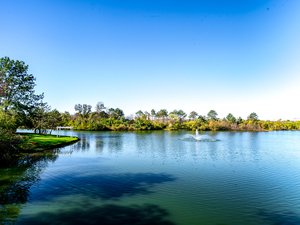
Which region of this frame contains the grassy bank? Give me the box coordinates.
[19,134,79,151]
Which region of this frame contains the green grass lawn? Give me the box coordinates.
[19,134,79,151]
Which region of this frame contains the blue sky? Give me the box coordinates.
[1,0,300,119]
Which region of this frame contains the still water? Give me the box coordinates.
[1,131,300,225]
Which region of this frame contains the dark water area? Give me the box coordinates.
[1,130,300,225]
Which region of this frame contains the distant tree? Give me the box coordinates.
[144,111,151,120]
[82,104,92,116]
[115,108,124,119]
[135,110,145,118]
[150,109,156,120]
[207,110,218,120]
[61,111,72,126]
[247,112,258,121]
[74,104,83,114]
[108,108,124,120]
[226,113,236,123]
[176,110,187,120]
[170,109,186,123]
[236,117,243,124]
[198,115,207,123]
[189,111,198,120]
[156,109,168,122]
[95,102,106,113]
[75,104,92,117]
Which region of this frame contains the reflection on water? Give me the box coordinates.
[30,172,175,202]
[73,135,90,151]
[1,131,300,225]
[68,132,124,154]
[95,139,104,153]
[107,134,123,153]
[0,152,58,224]
[18,203,176,225]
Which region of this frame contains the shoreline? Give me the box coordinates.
[17,133,80,152]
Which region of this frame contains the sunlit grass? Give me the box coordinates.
[19,134,79,151]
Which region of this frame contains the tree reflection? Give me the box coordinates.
[0,152,58,224]
[73,137,90,151]
[95,139,104,152]
[107,135,123,153]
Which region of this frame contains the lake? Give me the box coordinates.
[1,130,300,225]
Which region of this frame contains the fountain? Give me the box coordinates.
[194,129,201,141]
[180,129,219,142]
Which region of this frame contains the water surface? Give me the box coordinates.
[1,131,300,225]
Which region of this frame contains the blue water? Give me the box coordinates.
[1,131,300,225]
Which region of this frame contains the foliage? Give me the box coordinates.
[75,104,92,117]
[189,111,198,120]
[0,110,21,153]
[207,110,218,121]
[60,105,300,132]
[248,112,259,121]
[226,113,236,123]
[1,57,299,137]
[28,105,63,134]
[0,57,44,127]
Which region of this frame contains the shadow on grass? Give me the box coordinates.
[17,203,177,225]
[31,172,176,201]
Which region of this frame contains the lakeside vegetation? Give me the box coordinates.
[55,106,300,132]
[18,134,79,151]
[0,57,79,152]
[1,56,300,151]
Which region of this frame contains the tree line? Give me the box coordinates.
[45,104,299,132]
[1,56,300,146]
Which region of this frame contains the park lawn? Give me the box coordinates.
[19,134,79,151]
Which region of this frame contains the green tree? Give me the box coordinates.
[189,111,198,120]
[236,116,243,124]
[144,111,150,120]
[82,104,92,116]
[0,57,44,126]
[74,104,83,114]
[226,113,236,123]
[61,111,72,126]
[247,112,258,121]
[108,108,124,120]
[95,102,106,113]
[198,115,207,123]
[176,109,187,121]
[135,110,145,118]
[169,109,186,124]
[74,104,92,117]
[207,110,218,121]
[156,109,168,122]
[30,104,51,134]
[150,109,156,120]
[47,109,62,133]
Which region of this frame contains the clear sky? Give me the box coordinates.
[1,0,300,120]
